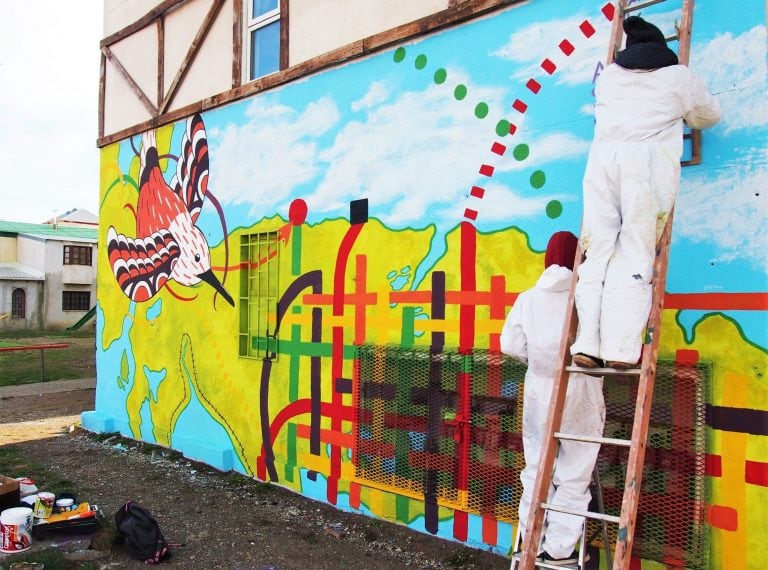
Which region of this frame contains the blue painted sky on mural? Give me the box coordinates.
[114,0,766,340]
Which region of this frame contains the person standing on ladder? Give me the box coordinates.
[501,231,606,566]
[571,15,721,370]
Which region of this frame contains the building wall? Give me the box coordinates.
[89,1,768,568]
[43,241,97,330]
[0,236,17,263]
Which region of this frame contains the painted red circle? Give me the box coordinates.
[288,199,308,225]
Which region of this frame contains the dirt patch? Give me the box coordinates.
[0,386,510,569]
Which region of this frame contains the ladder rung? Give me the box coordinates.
[554,432,632,447]
[665,33,679,43]
[565,365,641,376]
[511,552,582,570]
[623,0,668,14]
[541,503,621,524]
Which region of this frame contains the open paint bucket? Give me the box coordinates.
[0,506,33,553]
[33,491,55,519]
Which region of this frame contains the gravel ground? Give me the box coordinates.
[0,383,511,570]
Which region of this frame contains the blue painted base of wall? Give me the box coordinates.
[80,411,114,433]
[176,436,234,472]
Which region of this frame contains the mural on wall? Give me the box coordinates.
[89,0,767,568]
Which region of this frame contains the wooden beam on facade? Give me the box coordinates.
[98,0,524,147]
[102,46,158,116]
[159,0,225,114]
[98,52,106,139]
[102,0,187,48]
[232,0,243,88]
[280,0,289,72]
[157,17,165,108]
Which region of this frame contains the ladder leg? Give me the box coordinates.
[593,465,613,569]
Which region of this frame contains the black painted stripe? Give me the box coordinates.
[705,405,768,436]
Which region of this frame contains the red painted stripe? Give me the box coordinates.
[629,556,642,570]
[705,454,722,477]
[354,255,367,344]
[512,99,528,113]
[464,208,478,221]
[333,223,364,315]
[707,505,738,531]
[349,482,361,509]
[602,2,615,20]
[479,164,495,176]
[664,292,768,310]
[526,78,541,94]
[675,349,700,366]
[580,20,596,38]
[745,460,768,486]
[459,222,477,352]
[541,58,556,74]
[481,515,497,546]
[559,39,575,56]
[453,509,469,541]
[491,142,507,156]
[470,186,485,198]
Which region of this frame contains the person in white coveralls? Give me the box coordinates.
[501,231,606,566]
[570,15,721,371]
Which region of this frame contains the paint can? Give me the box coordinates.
[32,491,55,519]
[0,507,33,553]
[55,498,75,513]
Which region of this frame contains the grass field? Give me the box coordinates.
[0,331,96,387]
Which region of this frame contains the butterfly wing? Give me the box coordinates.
[171,113,209,223]
[107,226,180,302]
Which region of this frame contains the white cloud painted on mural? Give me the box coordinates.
[307,72,509,226]
[209,97,339,215]
[351,82,390,112]
[690,26,768,133]
[676,162,768,265]
[494,132,591,173]
[468,181,568,223]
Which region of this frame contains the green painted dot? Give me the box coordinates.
[546,200,563,219]
[474,102,489,119]
[393,47,406,63]
[454,84,468,100]
[434,68,447,84]
[415,54,427,69]
[530,170,546,189]
[513,144,530,161]
[495,120,511,137]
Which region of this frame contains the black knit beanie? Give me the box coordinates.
[616,15,678,69]
[624,16,667,47]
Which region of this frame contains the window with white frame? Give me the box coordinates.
[247,0,282,80]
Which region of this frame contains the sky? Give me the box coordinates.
[0,1,102,223]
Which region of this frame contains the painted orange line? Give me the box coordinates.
[664,292,767,310]
[296,423,355,449]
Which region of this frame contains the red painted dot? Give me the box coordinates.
[559,39,575,56]
[289,198,308,225]
[705,454,722,477]
[509,123,517,135]
[580,20,596,38]
[602,3,615,21]
[470,186,485,198]
[541,58,557,75]
[490,142,506,156]
[479,164,495,177]
[513,99,528,113]
[675,349,699,365]
[464,208,478,221]
[526,79,541,94]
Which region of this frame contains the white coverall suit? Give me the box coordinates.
[501,264,605,559]
[571,64,721,364]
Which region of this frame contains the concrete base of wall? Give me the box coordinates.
[176,436,234,472]
[80,411,130,436]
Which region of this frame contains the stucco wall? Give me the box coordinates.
[91,1,768,568]
[0,236,17,262]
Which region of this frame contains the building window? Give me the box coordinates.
[62,291,91,311]
[11,288,25,319]
[247,0,282,80]
[239,231,279,359]
[63,245,93,266]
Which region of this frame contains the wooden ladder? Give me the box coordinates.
[515,1,696,569]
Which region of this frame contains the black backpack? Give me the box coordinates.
[115,501,171,564]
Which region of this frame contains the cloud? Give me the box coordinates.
[495,131,591,173]
[306,71,509,225]
[467,181,567,222]
[208,97,339,215]
[676,161,768,265]
[351,82,390,112]
[691,26,768,133]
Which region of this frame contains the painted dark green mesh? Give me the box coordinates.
[355,346,708,568]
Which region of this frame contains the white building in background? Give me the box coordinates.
[0,211,98,331]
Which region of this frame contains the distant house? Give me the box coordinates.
[0,214,98,331]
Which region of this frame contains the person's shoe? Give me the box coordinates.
[572,353,604,369]
[541,550,588,566]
